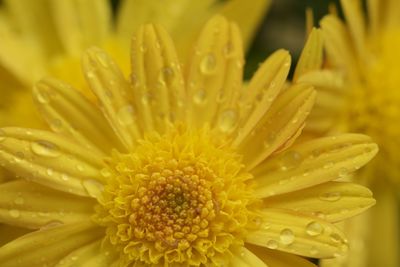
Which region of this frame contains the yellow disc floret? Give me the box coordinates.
[95,126,255,266]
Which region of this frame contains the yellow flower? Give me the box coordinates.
[0,0,270,128]
[0,16,377,266]
[298,1,400,267]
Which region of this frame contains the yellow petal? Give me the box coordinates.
[293,28,323,81]
[252,134,378,198]
[0,127,103,197]
[230,246,268,266]
[233,49,290,147]
[247,244,317,267]
[219,0,271,51]
[186,15,243,130]
[0,221,102,267]
[55,239,118,267]
[0,180,95,229]
[246,208,348,258]
[83,47,142,150]
[0,224,30,247]
[239,84,316,170]
[130,24,186,133]
[263,181,375,222]
[320,15,358,79]
[33,78,124,155]
[51,0,111,55]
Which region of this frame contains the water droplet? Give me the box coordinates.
[279,228,295,245]
[222,42,234,57]
[280,151,303,170]
[117,105,135,125]
[14,197,24,205]
[323,162,334,169]
[40,220,64,230]
[141,92,153,106]
[76,165,85,172]
[61,174,69,181]
[46,168,54,176]
[218,109,238,133]
[31,140,61,158]
[36,89,50,104]
[330,233,342,243]
[306,221,323,236]
[96,51,109,68]
[82,179,104,199]
[319,192,341,202]
[338,168,348,178]
[9,209,20,218]
[199,53,216,74]
[193,89,207,105]
[310,247,319,255]
[15,151,24,162]
[266,239,278,249]
[100,168,112,178]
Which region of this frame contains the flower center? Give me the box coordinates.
[95,126,255,266]
[344,29,400,177]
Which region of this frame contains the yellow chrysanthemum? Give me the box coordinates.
[0,16,377,266]
[0,0,270,128]
[299,1,400,267]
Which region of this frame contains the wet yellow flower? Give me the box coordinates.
[0,15,377,266]
[299,1,400,267]
[0,0,270,128]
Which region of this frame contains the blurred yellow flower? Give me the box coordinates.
[0,16,378,266]
[299,1,400,267]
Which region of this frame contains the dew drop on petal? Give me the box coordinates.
[40,220,64,230]
[306,221,323,236]
[280,151,303,170]
[117,105,135,125]
[330,233,342,243]
[83,179,105,199]
[61,174,70,181]
[319,192,341,202]
[200,53,216,74]
[218,109,238,133]
[266,239,278,249]
[279,228,295,245]
[193,89,207,105]
[31,140,61,158]
[36,89,50,104]
[100,168,112,178]
[9,209,20,218]
[14,197,24,205]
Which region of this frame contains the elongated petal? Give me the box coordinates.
[263,181,375,222]
[293,28,323,81]
[0,221,102,267]
[0,224,30,247]
[252,134,378,198]
[229,247,268,266]
[51,0,111,55]
[0,127,103,197]
[0,180,95,229]
[55,239,118,267]
[320,15,358,78]
[233,50,290,146]
[247,244,317,267]
[131,24,186,133]
[186,15,243,131]
[246,209,348,258]
[239,84,316,170]
[33,78,124,155]
[83,47,142,150]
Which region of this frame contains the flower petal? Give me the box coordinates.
[0,221,102,267]
[83,47,142,150]
[252,134,378,198]
[0,180,95,229]
[51,0,111,55]
[229,246,268,266]
[246,208,348,258]
[239,84,316,170]
[246,244,317,267]
[186,15,243,131]
[0,224,30,247]
[33,77,124,155]
[55,239,118,267]
[293,28,323,81]
[263,181,375,222]
[0,127,103,196]
[131,24,186,133]
[233,49,290,147]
